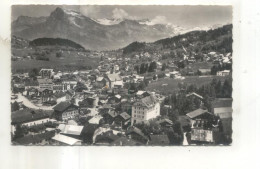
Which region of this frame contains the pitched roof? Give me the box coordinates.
[53,91,66,98]
[186,108,209,119]
[58,124,84,135]
[149,135,170,145]
[14,131,55,145]
[186,92,203,99]
[137,95,158,108]
[53,102,77,112]
[119,112,131,120]
[106,73,122,82]
[11,108,53,124]
[158,119,173,125]
[52,134,81,145]
[95,131,119,144]
[37,78,52,84]
[107,111,118,118]
[126,126,149,140]
[24,80,39,86]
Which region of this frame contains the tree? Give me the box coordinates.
[11,101,20,112]
[140,63,145,74]
[29,68,39,79]
[138,81,147,90]
[222,80,232,98]
[161,63,167,71]
[148,61,157,72]
[134,65,140,74]
[14,124,28,140]
[56,52,62,58]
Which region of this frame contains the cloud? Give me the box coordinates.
[79,6,101,18]
[150,16,168,25]
[112,8,137,20]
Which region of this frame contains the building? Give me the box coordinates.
[39,69,54,79]
[11,108,53,127]
[217,70,230,76]
[126,126,149,144]
[186,108,215,128]
[211,98,232,140]
[114,112,131,127]
[37,78,53,90]
[105,73,123,88]
[131,94,160,125]
[53,101,79,121]
[52,134,82,145]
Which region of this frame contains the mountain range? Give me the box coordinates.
[12,7,225,50]
[12,7,179,50]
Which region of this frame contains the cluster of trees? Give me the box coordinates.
[123,41,146,54]
[135,118,184,145]
[11,101,20,112]
[28,68,39,80]
[134,61,157,74]
[30,38,85,50]
[125,80,149,93]
[162,78,232,116]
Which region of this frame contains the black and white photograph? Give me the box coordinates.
[10,5,233,146]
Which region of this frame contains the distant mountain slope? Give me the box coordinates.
[29,38,85,50]
[123,24,232,55]
[12,7,182,50]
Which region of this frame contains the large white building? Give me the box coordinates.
[131,94,160,125]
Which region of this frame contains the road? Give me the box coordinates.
[15,93,55,110]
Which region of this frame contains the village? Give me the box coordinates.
[10,47,232,146]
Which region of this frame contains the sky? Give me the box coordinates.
[12,5,232,28]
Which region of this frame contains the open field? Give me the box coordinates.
[12,49,99,73]
[146,75,232,94]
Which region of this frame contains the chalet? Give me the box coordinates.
[186,108,215,129]
[95,131,119,145]
[53,101,79,121]
[190,128,214,144]
[11,108,54,134]
[149,134,170,146]
[24,80,39,90]
[53,92,66,103]
[114,112,131,127]
[102,110,118,124]
[126,126,149,144]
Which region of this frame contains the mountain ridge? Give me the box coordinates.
[12,7,180,50]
